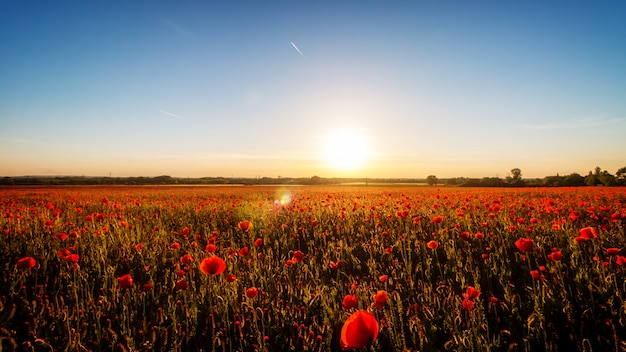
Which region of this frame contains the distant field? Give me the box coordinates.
[1,186,625,351]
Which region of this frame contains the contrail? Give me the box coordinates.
[290,41,307,60]
[159,109,184,120]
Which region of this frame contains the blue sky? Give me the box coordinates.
[1,1,625,178]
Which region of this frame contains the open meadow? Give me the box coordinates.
[1,186,625,351]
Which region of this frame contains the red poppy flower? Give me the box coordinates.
[64,254,79,263]
[238,220,253,232]
[180,254,194,265]
[373,290,388,309]
[379,275,389,283]
[342,295,357,310]
[606,248,621,256]
[175,279,188,290]
[254,238,263,247]
[579,227,597,240]
[293,250,305,262]
[427,240,438,249]
[466,286,480,299]
[515,238,534,253]
[225,273,237,282]
[16,257,36,270]
[431,216,443,224]
[530,270,543,280]
[205,244,217,253]
[617,256,626,266]
[547,251,563,261]
[340,310,379,350]
[239,247,249,257]
[200,256,226,275]
[118,274,133,289]
[142,282,153,291]
[246,287,258,298]
[462,297,475,311]
[330,260,340,269]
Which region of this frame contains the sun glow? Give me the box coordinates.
[321,130,371,171]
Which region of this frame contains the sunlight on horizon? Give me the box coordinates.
[321,129,372,172]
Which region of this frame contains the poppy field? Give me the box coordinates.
[1,185,625,351]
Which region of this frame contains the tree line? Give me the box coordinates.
[1,166,624,187]
[428,166,626,187]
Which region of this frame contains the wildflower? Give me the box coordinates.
[606,248,621,256]
[340,310,379,350]
[239,247,249,257]
[431,216,443,224]
[462,297,475,311]
[466,286,480,299]
[205,244,217,253]
[373,290,388,309]
[180,254,194,265]
[579,227,597,240]
[118,274,133,289]
[616,256,626,266]
[225,273,237,282]
[16,257,36,270]
[175,279,188,290]
[342,295,357,310]
[530,270,543,280]
[142,283,153,291]
[379,275,388,283]
[515,238,534,253]
[293,250,305,262]
[246,287,258,298]
[64,254,79,263]
[547,251,563,261]
[427,240,438,249]
[238,220,253,232]
[199,256,226,275]
[330,260,340,269]
[254,238,263,247]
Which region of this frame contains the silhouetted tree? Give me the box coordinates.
[563,173,585,186]
[426,175,438,186]
[616,166,626,185]
[506,168,525,186]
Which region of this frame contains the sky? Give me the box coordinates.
[1,1,625,179]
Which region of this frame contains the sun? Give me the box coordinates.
[321,130,371,171]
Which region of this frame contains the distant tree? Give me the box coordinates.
[585,171,598,186]
[543,175,564,187]
[309,176,322,185]
[616,166,626,185]
[599,170,617,186]
[563,173,585,186]
[505,168,525,186]
[480,177,504,187]
[426,175,438,186]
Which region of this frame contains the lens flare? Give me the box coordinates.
[274,188,292,207]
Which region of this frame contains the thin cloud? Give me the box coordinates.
[0,137,35,144]
[159,109,184,120]
[290,42,307,60]
[524,116,624,130]
[162,19,193,37]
